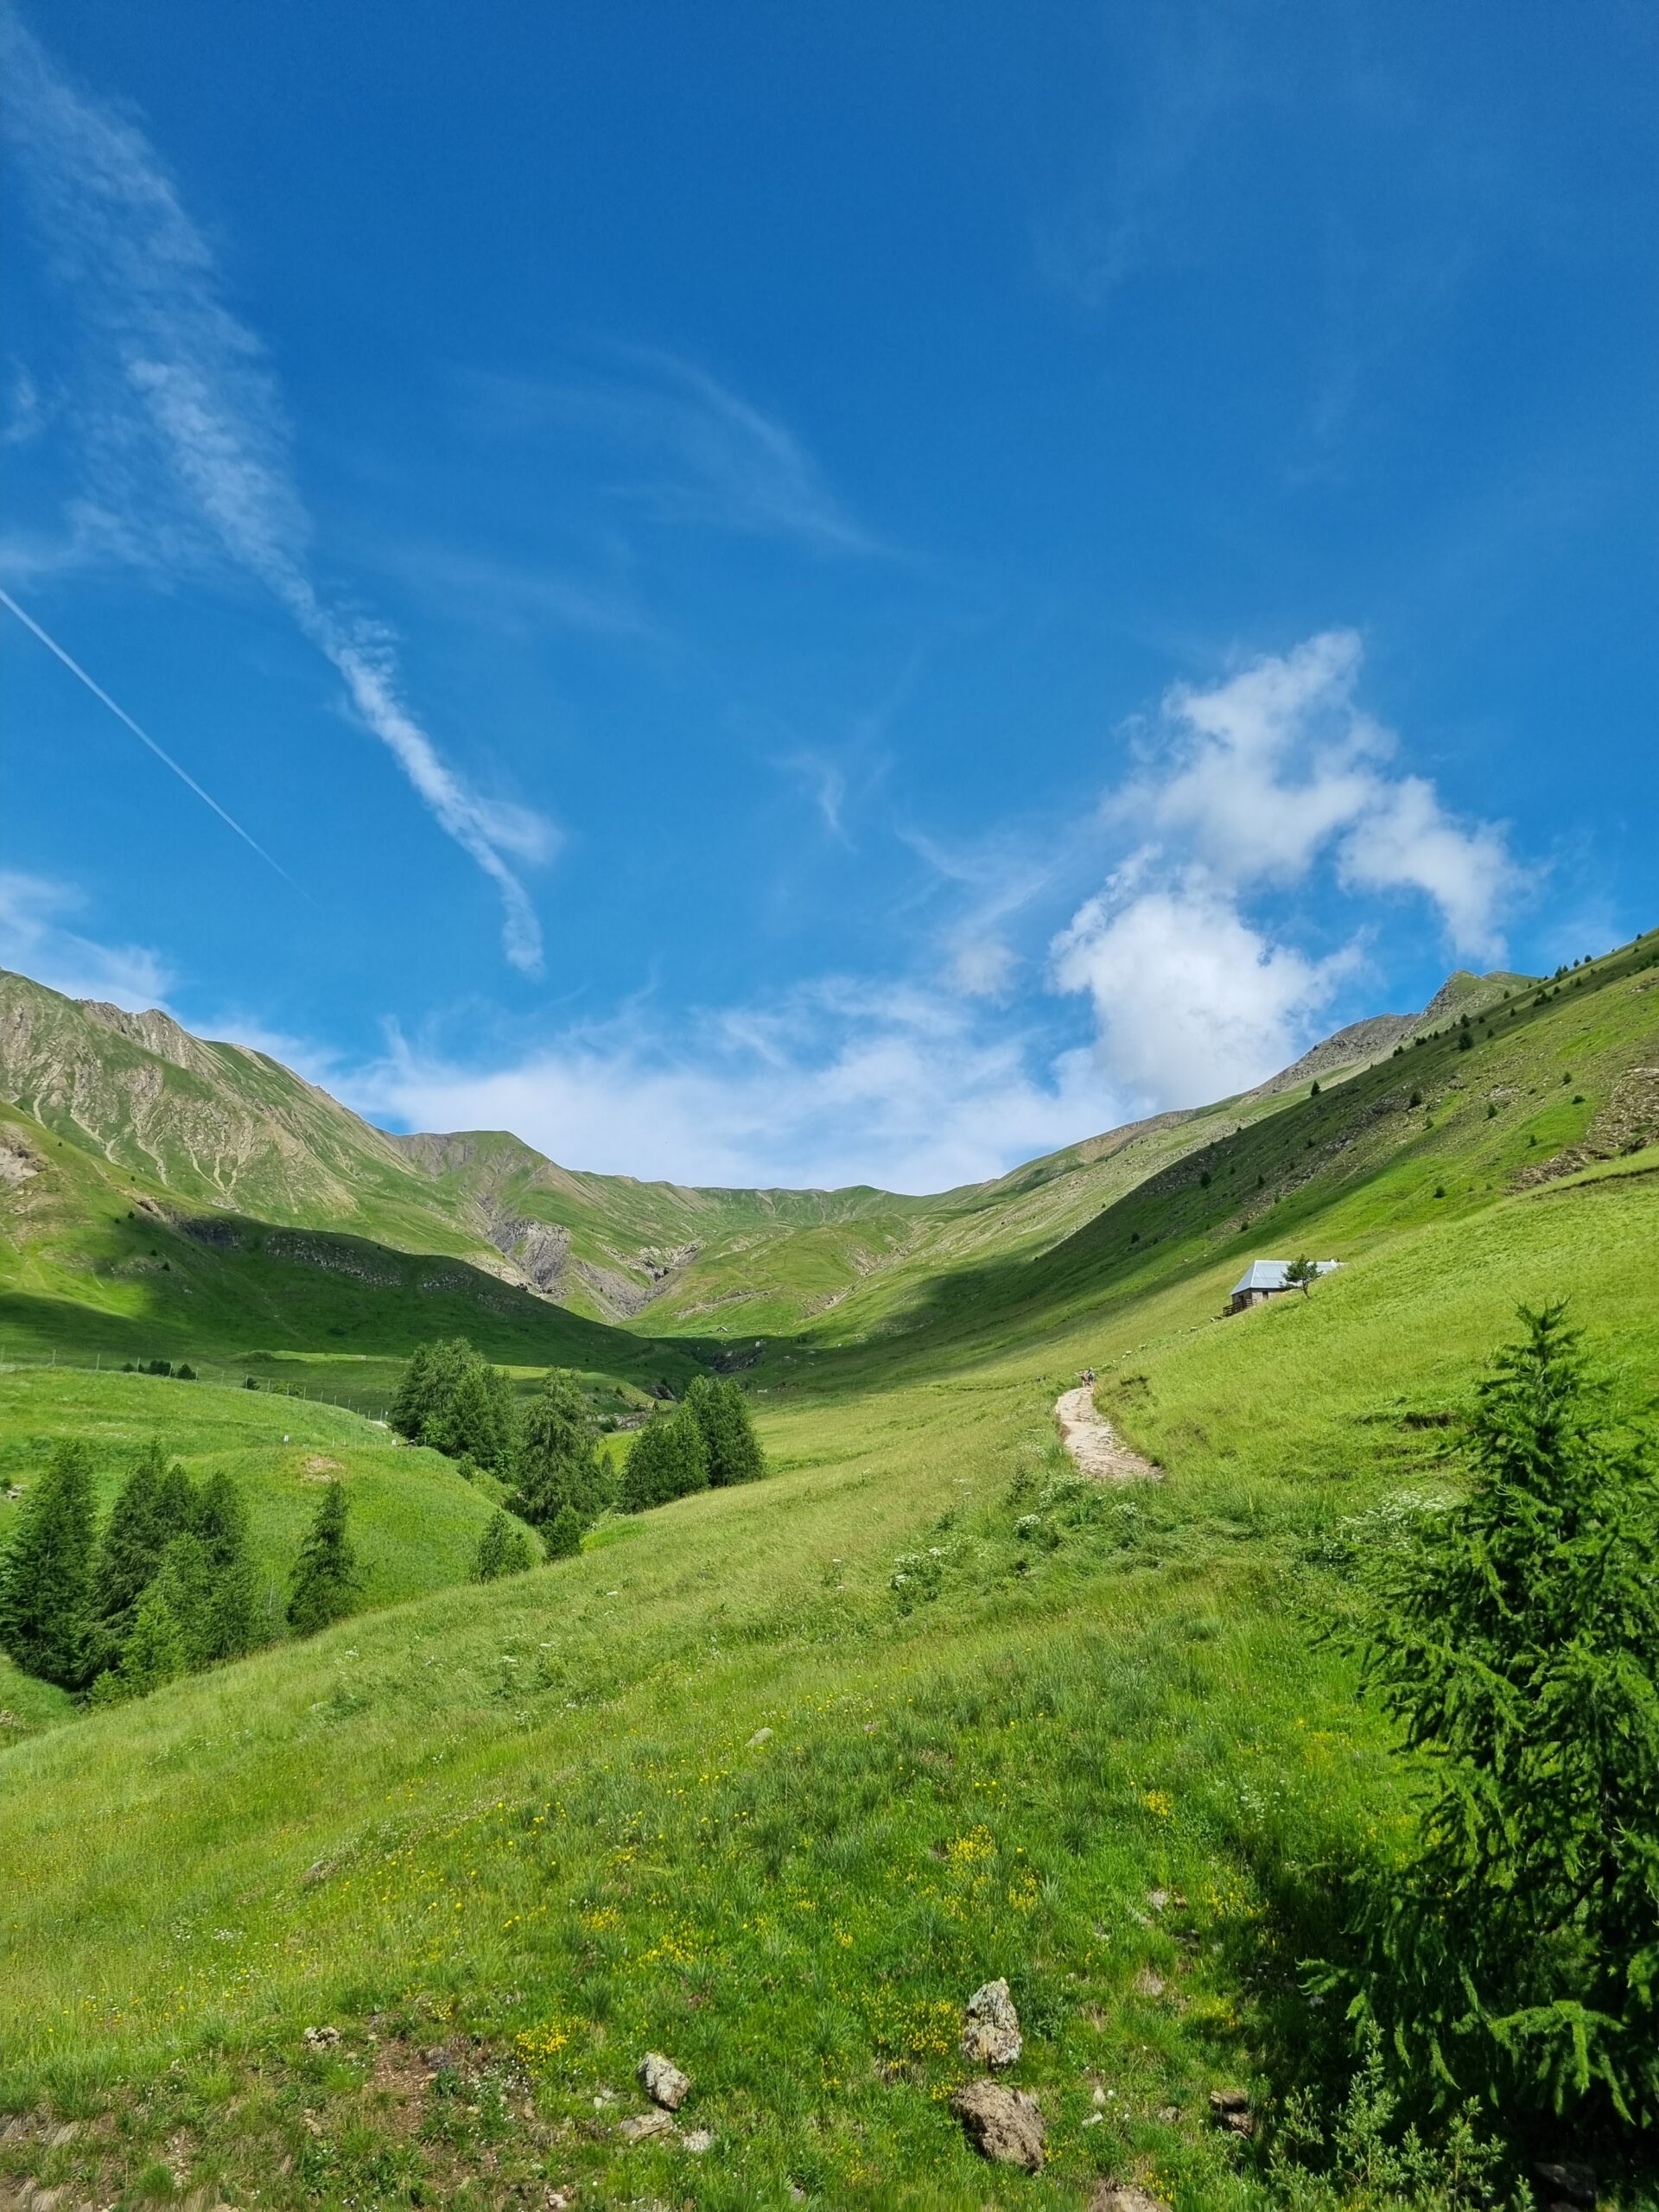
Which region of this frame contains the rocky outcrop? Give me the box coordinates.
[950,2079,1045,2171]
[961,1979,1023,2069]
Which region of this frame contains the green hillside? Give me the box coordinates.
[2,961,1541,1347]
[0,1089,697,1408]
[3,930,1656,2208]
[0,1367,529,1714]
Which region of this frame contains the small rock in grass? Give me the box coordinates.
[1133,1968,1166,1999]
[1210,2087,1253,2137]
[681,2126,714,2153]
[1147,1889,1170,1911]
[619,2108,676,2143]
[961,1978,1022,2070]
[950,2079,1045,2171]
[1091,2185,1173,2212]
[1534,2163,1597,2208]
[302,2025,341,2050]
[638,2051,691,2110]
[747,1726,773,1748]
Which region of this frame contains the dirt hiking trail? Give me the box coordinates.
[1055,1387,1161,1483]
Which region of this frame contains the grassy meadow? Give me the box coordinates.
[0,938,1656,2207]
[0,1367,526,1680]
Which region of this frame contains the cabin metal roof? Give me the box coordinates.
[1230,1258,1339,1295]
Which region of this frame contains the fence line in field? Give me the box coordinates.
[0,1343,390,1425]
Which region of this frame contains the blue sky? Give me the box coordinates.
[2,2,1654,1190]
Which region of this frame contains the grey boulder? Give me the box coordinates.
[961,1977,1022,2069]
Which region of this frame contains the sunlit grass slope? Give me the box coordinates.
[2,938,1655,2209]
[0,1368,524,1700]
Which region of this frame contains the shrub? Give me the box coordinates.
[1325,1304,1659,2125]
[473,1510,534,1583]
[620,1408,709,1512]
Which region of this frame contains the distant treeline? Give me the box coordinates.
[391,1338,766,1574]
[0,1445,363,1702]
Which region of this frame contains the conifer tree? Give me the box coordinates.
[90,1440,196,1665]
[195,1470,262,1659]
[511,1370,608,1529]
[684,1374,766,1488]
[0,1440,98,1687]
[429,1357,518,1470]
[473,1510,534,1582]
[105,1577,189,1698]
[390,1338,518,1470]
[543,1503,584,1559]
[620,1408,709,1512]
[149,1532,215,1670]
[286,1480,364,1636]
[1334,1303,1659,2124]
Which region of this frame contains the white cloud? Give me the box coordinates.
[352,982,1110,1195]
[0,11,550,972]
[1120,629,1517,955]
[470,350,876,556]
[0,872,174,1009]
[947,938,1019,1002]
[1051,868,1355,1107]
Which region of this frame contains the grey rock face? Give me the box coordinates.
[961,1977,1022,2069]
[638,2050,691,2111]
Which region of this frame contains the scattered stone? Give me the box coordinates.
[1133,1968,1166,1999]
[638,2051,692,2110]
[1147,1889,1170,1911]
[1156,2103,1180,2124]
[302,2025,341,2050]
[681,2126,715,2153]
[1090,2186,1172,2212]
[961,1977,1023,2069]
[747,1726,773,1747]
[619,2108,676,2143]
[1090,2083,1108,2107]
[1210,2087,1253,2137]
[1534,2162,1597,2208]
[950,2079,1046,2171]
[420,2044,454,2073]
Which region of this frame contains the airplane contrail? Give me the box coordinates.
[0,585,296,887]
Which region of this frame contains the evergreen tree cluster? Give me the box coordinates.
[0,1439,263,1699]
[391,1342,619,1560]
[389,1338,518,1470]
[620,1375,765,1513]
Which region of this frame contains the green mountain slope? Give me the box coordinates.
[0,1090,696,1402]
[2,931,1654,2209]
[2,960,1544,1349]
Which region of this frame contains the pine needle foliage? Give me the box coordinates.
[389,1338,518,1471]
[510,1369,610,1529]
[0,1439,98,1688]
[620,1407,709,1512]
[1331,1303,1659,2126]
[286,1480,365,1636]
[683,1374,766,1488]
[472,1510,535,1583]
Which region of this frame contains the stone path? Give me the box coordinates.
[1054,1386,1160,1483]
